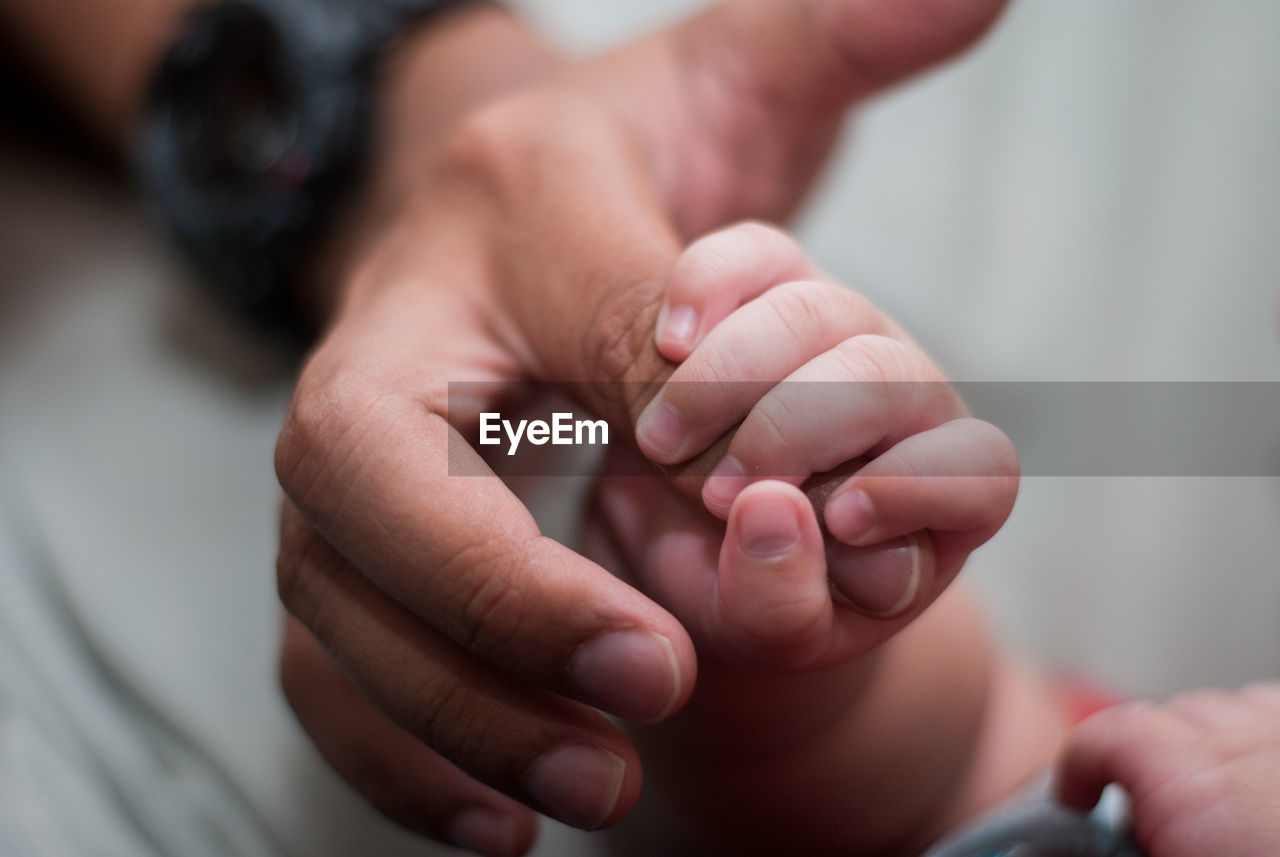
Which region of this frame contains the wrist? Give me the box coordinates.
[302,5,562,328]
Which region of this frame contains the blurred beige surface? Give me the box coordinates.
[1,0,1278,854]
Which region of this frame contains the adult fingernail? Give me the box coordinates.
[825,489,876,544]
[704,456,747,511]
[737,493,802,557]
[525,745,626,830]
[832,534,922,619]
[636,400,684,462]
[570,629,682,722]
[661,305,699,350]
[449,809,519,857]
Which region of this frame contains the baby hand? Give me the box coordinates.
[1058,684,1280,857]
[616,223,1018,668]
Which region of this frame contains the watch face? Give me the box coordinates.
[136,0,432,323]
[166,2,306,203]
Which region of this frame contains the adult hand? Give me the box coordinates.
[273,1,1008,854]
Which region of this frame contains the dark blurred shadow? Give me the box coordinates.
[156,265,303,394]
[0,50,301,392]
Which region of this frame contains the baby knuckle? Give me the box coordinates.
[675,240,736,294]
[1168,688,1229,714]
[1078,701,1149,740]
[1241,682,1280,708]
[812,285,882,335]
[830,336,909,391]
[766,280,833,344]
[731,220,800,259]
[964,418,1021,478]
[726,613,826,671]
[731,219,788,242]
[835,286,878,323]
[748,399,801,455]
[1115,701,1179,739]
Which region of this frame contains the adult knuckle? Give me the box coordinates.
[277,357,408,513]
[584,281,666,388]
[275,538,339,628]
[427,539,530,661]
[404,671,482,758]
[275,516,315,614]
[458,568,529,662]
[275,385,324,499]
[277,625,317,709]
[275,507,353,637]
[440,90,605,204]
[277,361,355,493]
[437,98,542,201]
[356,762,439,837]
[275,545,306,614]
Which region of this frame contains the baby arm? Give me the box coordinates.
[1058,685,1280,857]
[584,224,1068,856]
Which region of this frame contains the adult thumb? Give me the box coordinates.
[689,0,1007,112]
[650,0,1009,228]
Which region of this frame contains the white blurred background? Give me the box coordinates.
[1,1,1277,855]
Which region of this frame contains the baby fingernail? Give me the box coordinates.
[832,535,922,619]
[704,456,748,511]
[570,629,682,722]
[525,745,626,830]
[661,305,699,350]
[449,808,519,857]
[636,401,684,462]
[826,489,876,544]
[737,493,802,557]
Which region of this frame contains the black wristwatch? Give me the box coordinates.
[136,0,478,333]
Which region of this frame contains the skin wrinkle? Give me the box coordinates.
[278,379,404,528]
[309,395,427,548]
[454,563,535,664]
[583,281,672,421]
[251,0,1037,847]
